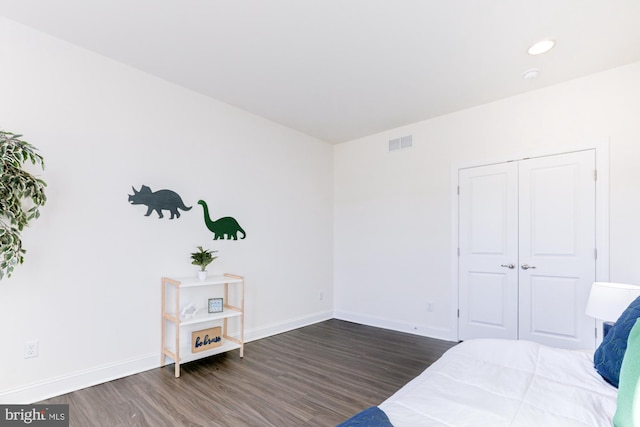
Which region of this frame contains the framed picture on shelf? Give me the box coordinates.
[208,297,224,313]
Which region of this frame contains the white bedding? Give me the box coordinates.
[379,339,617,426]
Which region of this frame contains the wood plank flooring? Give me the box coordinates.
[39,319,457,426]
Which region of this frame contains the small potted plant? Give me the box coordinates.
[190,246,218,280]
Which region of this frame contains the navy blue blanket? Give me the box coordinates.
[336,406,394,427]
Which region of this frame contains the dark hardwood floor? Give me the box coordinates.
[39,319,457,426]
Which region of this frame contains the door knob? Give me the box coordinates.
[500,264,515,269]
[521,264,536,270]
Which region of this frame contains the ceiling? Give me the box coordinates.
[1,1,640,143]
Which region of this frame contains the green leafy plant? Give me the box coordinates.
[0,131,47,279]
[190,246,218,271]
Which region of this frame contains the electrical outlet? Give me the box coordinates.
[427,302,434,312]
[319,291,324,301]
[24,340,38,359]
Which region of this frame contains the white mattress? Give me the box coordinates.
[379,339,617,426]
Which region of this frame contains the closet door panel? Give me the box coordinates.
[458,163,518,341]
[518,150,596,349]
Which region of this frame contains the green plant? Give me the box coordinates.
[0,131,47,279]
[190,246,218,271]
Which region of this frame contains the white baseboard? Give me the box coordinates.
[334,310,457,342]
[244,310,334,343]
[0,353,158,404]
[0,311,334,404]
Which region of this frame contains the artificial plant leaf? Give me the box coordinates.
[0,130,46,279]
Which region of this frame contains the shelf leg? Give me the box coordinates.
[161,280,166,367]
[240,278,245,358]
[175,281,181,378]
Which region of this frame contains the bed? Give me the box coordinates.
[378,339,616,426]
[338,294,640,427]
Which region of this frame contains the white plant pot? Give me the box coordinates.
[197,270,208,281]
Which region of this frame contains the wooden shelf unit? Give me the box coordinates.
[161,273,245,377]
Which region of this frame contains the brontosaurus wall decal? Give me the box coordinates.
[198,200,246,240]
[128,185,192,219]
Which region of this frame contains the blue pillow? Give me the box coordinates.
[336,406,394,427]
[594,295,640,387]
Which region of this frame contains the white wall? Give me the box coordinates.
[0,18,334,403]
[334,61,640,340]
[4,13,640,405]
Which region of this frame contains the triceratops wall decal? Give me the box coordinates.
[128,185,192,219]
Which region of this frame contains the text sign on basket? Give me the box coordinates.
[192,326,222,353]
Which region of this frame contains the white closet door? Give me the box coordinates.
[458,163,518,341]
[458,150,597,349]
[518,150,596,349]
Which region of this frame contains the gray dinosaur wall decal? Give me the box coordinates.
[128,185,192,219]
[198,200,246,240]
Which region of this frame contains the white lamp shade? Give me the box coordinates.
[585,282,640,322]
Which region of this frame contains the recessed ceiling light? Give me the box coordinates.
[528,39,555,55]
[522,68,540,80]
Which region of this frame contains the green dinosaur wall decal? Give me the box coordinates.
[198,200,246,240]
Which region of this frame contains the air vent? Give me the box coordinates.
[389,138,401,151]
[389,135,413,152]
